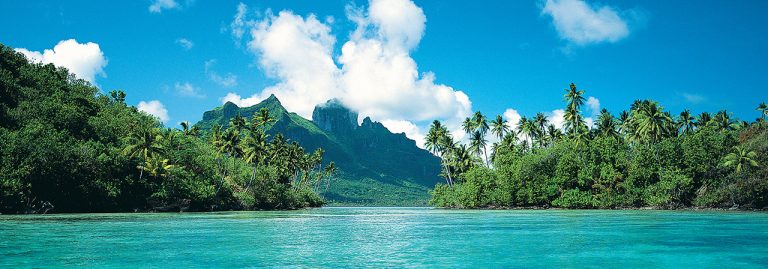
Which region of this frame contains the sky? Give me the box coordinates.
[1,0,766,147]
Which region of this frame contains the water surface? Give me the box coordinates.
[1,207,767,268]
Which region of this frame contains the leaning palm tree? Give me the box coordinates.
[490,115,510,141]
[722,146,759,174]
[123,128,165,180]
[677,109,696,136]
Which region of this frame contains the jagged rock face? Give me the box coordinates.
[312,99,358,134]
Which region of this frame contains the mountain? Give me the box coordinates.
[195,95,442,205]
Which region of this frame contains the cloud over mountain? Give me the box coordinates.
[223,0,473,147]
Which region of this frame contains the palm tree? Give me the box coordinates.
[633,101,674,143]
[469,130,488,166]
[253,108,276,130]
[677,109,695,136]
[563,83,586,136]
[617,110,632,137]
[490,115,509,141]
[697,112,712,127]
[123,128,165,180]
[722,146,759,174]
[219,128,244,184]
[547,124,563,145]
[596,108,618,138]
[137,156,174,179]
[517,116,534,146]
[712,110,737,131]
[230,114,247,133]
[564,83,586,111]
[243,129,269,188]
[533,112,549,146]
[472,111,491,166]
[109,90,126,103]
[472,111,490,135]
[757,102,767,120]
[449,144,475,178]
[462,117,474,137]
[425,120,455,185]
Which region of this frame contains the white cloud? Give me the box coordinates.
[224,0,473,144]
[682,93,705,104]
[542,0,630,45]
[503,108,522,128]
[380,120,425,148]
[205,60,238,88]
[221,92,261,107]
[546,109,566,130]
[231,3,250,43]
[175,82,204,98]
[15,39,107,84]
[149,0,178,13]
[586,96,600,115]
[176,38,194,50]
[137,100,170,123]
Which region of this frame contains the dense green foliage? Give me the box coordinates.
[0,43,327,213]
[430,83,768,209]
[195,98,442,205]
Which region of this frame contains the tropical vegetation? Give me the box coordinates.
[0,43,331,213]
[430,83,768,209]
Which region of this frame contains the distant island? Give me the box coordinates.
[428,83,767,210]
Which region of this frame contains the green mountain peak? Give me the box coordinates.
[195,95,441,205]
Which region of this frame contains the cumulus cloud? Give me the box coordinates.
[224,0,473,145]
[542,0,630,45]
[137,100,170,123]
[546,109,566,130]
[149,0,178,13]
[176,38,194,50]
[175,82,204,98]
[205,60,238,88]
[15,39,107,85]
[586,96,600,115]
[220,92,263,107]
[503,108,522,129]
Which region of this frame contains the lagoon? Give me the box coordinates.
[1,207,767,268]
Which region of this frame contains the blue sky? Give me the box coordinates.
[1,0,766,145]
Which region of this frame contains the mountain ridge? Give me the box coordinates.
[194,95,442,205]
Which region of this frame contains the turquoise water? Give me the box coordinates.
[1,207,767,268]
